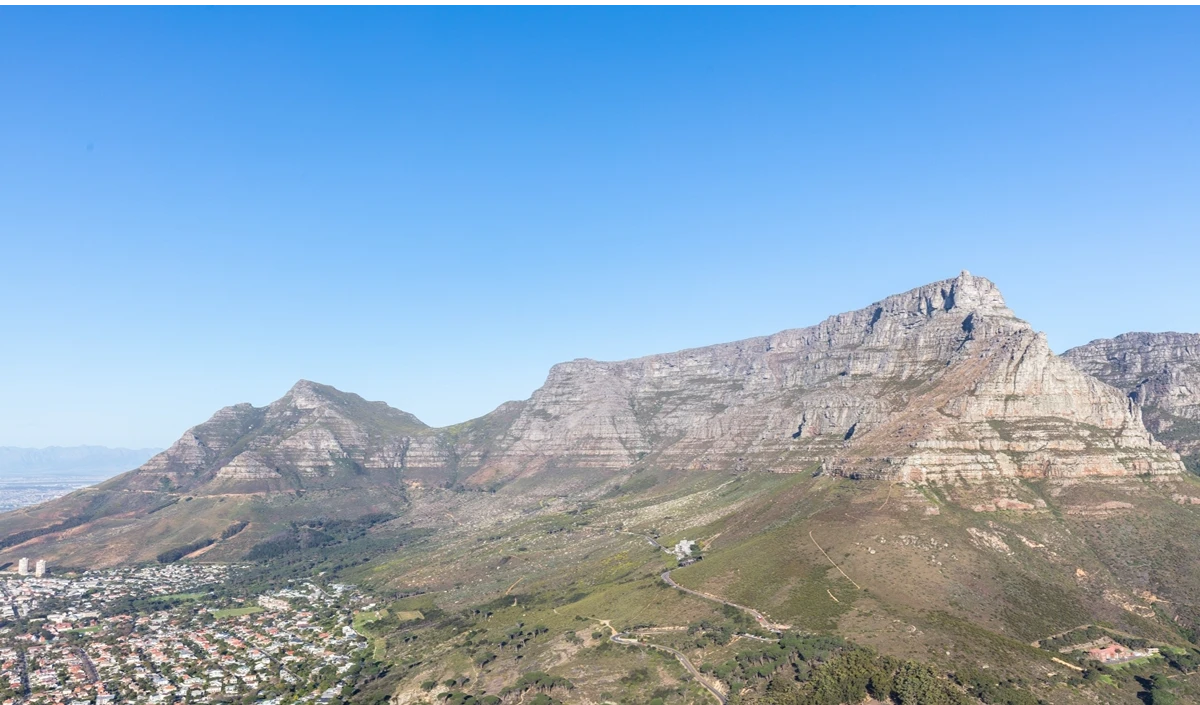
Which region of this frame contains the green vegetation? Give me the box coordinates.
[155,537,215,563]
[1183,454,1200,476]
[736,648,972,705]
[160,592,205,601]
[211,605,263,618]
[245,512,399,561]
[0,513,93,550]
[220,520,249,539]
[499,671,573,698]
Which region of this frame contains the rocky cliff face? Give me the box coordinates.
[128,381,441,493]
[88,274,1195,496]
[2,272,1188,568]
[467,272,1183,483]
[1065,333,1200,461]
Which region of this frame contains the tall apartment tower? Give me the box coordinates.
[34,560,46,577]
[17,557,28,576]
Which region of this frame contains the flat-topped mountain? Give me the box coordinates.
[120,271,1184,492]
[474,270,1181,483]
[8,273,1200,705]
[0,272,1185,568]
[1065,332,1200,466]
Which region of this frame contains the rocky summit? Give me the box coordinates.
[472,270,1183,483]
[98,272,1193,493]
[8,271,1200,705]
[0,271,1187,570]
[129,381,431,493]
[1065,331,1200,464]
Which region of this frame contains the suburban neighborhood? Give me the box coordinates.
[0,565,370,704]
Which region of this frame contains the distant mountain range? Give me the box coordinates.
[0,446,162,481]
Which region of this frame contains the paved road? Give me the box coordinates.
[17,649,30,696]
[73,647,99,683]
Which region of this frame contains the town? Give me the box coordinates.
[0,482,94,513]
[0,565,372,705]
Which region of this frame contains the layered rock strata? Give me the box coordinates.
[1065,332,1200,459]
[124,272,1184,491]
[471,271,1182,483]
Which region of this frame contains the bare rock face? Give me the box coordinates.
[123,273,1184,492]
[469,271,1182,483]
[128,381,434,493]
[1065,332,1200,459]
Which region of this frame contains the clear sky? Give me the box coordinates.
[2,7,1199,449]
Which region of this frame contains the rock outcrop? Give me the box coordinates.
[127,381,437,493]
[1065,332,1200,461]
[2,271,1188,568]
[109,273,1190,492]
[468,271,1183,483]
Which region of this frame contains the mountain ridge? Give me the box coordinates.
[471,270,1181,483]
[0,271,1187,570]
[1065,331,1200,466]
[126,270,1181,493]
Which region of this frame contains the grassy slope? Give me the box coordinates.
[10,456,1200,703]
[319,467,1200,704]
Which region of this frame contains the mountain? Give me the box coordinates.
[128,380,431,493]
[1065,332,1200,471]
[7,273,1200,704]
[0,272,1186,570]
[470,270,1181,483]
[0,445,161,480]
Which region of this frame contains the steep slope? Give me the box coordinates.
[1065,332,1200,467]
[0,382,508,567]
[470,271,1182,484]
[0,272,1185,569]
[125,380,434,494]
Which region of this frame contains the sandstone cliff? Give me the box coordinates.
[468,271,1182,483]
[1065,332,1200,461]
[3,272,1188,568]
[94,274,1194,493]
[126,381,437,494]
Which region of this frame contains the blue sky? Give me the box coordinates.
[2,7,1199,448]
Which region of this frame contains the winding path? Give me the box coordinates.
[605,626,728,705]
[660,571,786,633]
[601,531,797,705]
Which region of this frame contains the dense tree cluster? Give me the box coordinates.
[736,648,975,705]
[499,671,573,698]
[698,634,1046,705]
[154,538,215,564]
[687,619,735,646]
[220,520,249,539]
[700,633,848,693]
[0,514,92,550]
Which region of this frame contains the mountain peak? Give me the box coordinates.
[947,269,1009,312]
[877,270,1012,320]
[473,270,1178,483]
[284,379,343,410]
